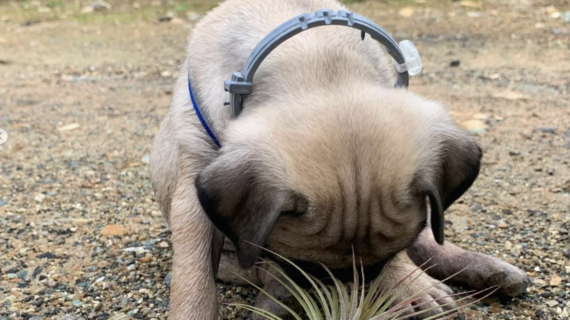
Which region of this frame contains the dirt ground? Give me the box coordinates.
[0,0,569,319]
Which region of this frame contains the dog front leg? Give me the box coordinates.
[407,228,531,297]
[169,175,219,320]
[217,242,292,320]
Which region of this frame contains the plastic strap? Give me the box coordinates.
[224,9,410,117]
[188,70,221,148]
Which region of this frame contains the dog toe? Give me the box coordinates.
[499,271,532,297]
[486,264,531,297]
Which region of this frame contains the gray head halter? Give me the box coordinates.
[224,9,422,118]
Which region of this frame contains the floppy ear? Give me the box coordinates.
[429,131,482,245]
[195,148,302,269]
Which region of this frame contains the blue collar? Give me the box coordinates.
[188,71,221,148]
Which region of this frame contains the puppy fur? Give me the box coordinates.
[150,0,529,319]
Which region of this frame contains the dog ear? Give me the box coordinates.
[428,131,482,245]
[195,148,303,269]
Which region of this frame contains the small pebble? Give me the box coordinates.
[550,276,562,286]
[34,193,46,203]
[86,266,98,272]
[546,300,559,307]
[533,127,557,134]
[32,266,42,279]
[164,272,172,288]
[534,279,547,287]
[37,252,58,259]
[158,241,169,248]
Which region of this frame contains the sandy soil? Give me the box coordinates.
[0,0,569,319]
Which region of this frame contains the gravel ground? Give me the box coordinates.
[0,0,569,319]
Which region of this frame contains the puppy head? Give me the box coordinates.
[196,86,481,269]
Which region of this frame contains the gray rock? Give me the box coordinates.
[81,1,111,14]
[470,203,484,212]
[534,127,557,134]
[164,271,172,288]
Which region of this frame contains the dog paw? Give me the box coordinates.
[387,271,457,319]
[251,272,293,320]
[380,253,459,320]
[475,254,531,297]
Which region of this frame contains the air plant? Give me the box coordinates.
[231,248,498,320]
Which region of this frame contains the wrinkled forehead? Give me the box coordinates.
[223,89,447,199]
